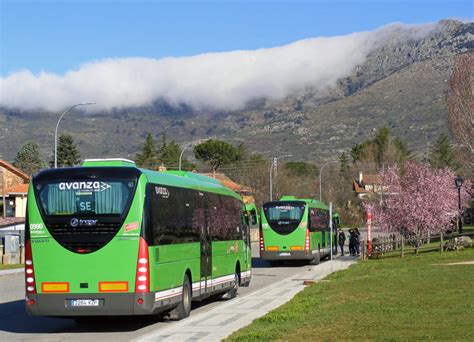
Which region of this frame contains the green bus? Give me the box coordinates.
[259,196,336,264]
[25,158,251,319]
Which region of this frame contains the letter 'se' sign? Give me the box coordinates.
[80,202,92,211]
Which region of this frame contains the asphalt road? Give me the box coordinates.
[0,244,346,341]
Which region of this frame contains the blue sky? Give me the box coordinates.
[0,0,472,76]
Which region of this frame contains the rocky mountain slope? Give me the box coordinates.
[0,20,472,162]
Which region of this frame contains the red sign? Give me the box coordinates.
[125,222,139,232]
[367,209,373,256]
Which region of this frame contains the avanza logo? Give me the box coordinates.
[59,181,111,192]
[155,186,170,198]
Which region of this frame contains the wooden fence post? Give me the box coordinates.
[401,236,405,258]
[440,232,443,254]
[362,240,365,260]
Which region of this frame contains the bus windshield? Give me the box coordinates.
[34,168,139,217]
[263,201,306,235]
[32,167,141,254]
[37,180,134,216]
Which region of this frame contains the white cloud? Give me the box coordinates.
[0,22,439,113]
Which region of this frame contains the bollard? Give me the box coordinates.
[440,232,443,254]
[362,240,365,260]
[401,236,405,258]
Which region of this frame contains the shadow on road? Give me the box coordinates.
[0,299,170,334]
[0,294,242,334]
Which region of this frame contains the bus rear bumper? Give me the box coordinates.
[26,292,167,317]
[260,250,317,261]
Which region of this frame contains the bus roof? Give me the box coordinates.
[82,158,136,167]
[140,169,242,201]
[276,195,329,210]
[35,160,242,201]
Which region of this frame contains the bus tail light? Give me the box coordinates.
[259,224,264,253]
[135,237,150,293]
[304,230,310,252]
[25,240,37,295]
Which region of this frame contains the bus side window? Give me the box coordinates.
[243,211,250,226]
[250,209,257,225]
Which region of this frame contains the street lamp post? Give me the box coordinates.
[454,176,464,233]
[178,146,188,171]
[269,154,292,201]
[319,161,337,202]
[54,102,95,168]
[179,138,210,171]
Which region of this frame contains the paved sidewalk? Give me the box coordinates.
[0,267,23,277]
[135,257,357,342]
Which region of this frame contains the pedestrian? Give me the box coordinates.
[348,229,355,256]
[338,230,346,256]
[354,228,361,256]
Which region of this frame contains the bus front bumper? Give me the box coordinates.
[26,292,167,316]
[260,249,317,261]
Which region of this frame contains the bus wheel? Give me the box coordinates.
[222,272,240,300]
[310,248,321,265]
[170,275,191,320]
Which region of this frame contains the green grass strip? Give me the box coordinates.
[227,248,474,341]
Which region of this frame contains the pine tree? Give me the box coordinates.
[351,127,411,168]
[193,139,241,173]
[339,152,351,180]
[14,141,46,175]
[157,133,181,166]
[135,134,158,168]
[429,134,459,170]
[50,134,81,167]
[374,126,390,165]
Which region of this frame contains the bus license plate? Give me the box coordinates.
[71,299,99,307]
[279,252,291,256]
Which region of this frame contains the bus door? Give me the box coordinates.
[199,192,212,294]
[242,207,251,268]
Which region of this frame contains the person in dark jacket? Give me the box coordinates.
[348,229,355,255]
[354,228,361,256]
[338,230,346,256]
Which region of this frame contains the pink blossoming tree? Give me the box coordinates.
[368,161,471,240]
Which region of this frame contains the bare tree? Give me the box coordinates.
[447,52,474,174]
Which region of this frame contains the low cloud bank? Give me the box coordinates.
[0,22,438,113]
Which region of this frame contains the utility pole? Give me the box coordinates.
[329,202,333,272]
[269,158,276,201]
[1,165,5,218]
[269,155,292,201]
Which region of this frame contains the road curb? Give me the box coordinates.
[135,258,357,342]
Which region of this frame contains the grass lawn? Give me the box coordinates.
[227,248,474,341]
[0,264,24,270]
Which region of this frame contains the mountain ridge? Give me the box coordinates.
[0,20,472,162]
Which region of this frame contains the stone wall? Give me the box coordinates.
[0,245,24,265]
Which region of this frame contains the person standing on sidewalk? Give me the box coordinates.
[338,230,346,256]
[354,228,361,256]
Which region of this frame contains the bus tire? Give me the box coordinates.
[222,271,240,300]
[310,248,321,265]
[170,275,192,320]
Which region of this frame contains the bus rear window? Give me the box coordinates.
[263,201,305,235]
[264,202,304,221]
[36,180,135,216]
[31,167,141,254]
